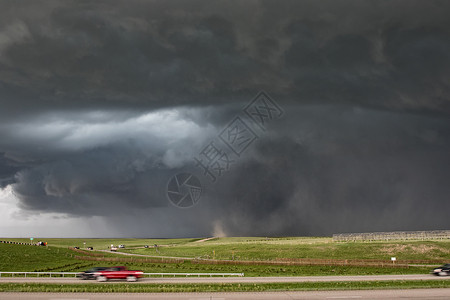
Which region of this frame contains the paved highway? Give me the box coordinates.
[1,289,450,299]
[0,274,449,284]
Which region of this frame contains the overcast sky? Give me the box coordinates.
[0,0,449,238]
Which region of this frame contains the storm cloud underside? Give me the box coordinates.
[0,0,449,237]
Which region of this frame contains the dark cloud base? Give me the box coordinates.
[0,0,449,236]
[4,105,449,237]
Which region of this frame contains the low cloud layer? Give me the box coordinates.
[0,0,449,237]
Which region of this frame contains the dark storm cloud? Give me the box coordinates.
[210,107,450,235]
[0,153,20,188]
[0,0,449,236]
[0,108,216,213]
[1,0,449,117]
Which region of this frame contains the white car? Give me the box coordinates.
[432,264,450,276]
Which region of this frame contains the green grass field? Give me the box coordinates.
[119,237,450,261]
[1,280,450,293]
[4,237,450,261]
[1,238,200,249]
[0,237,449,277]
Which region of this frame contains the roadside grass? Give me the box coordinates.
[0,243,95,272]
[0,238,448,277]
[3,237,449,262]
[0,280,449,293]
[126,263,432,277]
[0,243,434,276]
[68,261,432,277]
[121,239,450,262]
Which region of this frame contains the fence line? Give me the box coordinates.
[0,272,78,277]
[0,241,37,246]
[191,258,409,268]
[72,254,411,268]
[73,255,185,264]
[141,273,244,277]
[333,230,450,242]
[0,271,244,278]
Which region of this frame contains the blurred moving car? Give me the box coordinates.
[118,244,125,248]
[94,266,143,282]
[432,264,450,276]
[77,267,108,280]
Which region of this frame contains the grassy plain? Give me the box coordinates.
[1,238,199,249]
[0,237,448,276]
[119,237,450,261]
[0,280,449,293]
[4,237,449,261]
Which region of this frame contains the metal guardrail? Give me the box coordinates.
[0,272,244,278]
[0,272,79,277]
[142,272,244,277]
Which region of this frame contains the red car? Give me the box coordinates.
[94,266,144,282]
